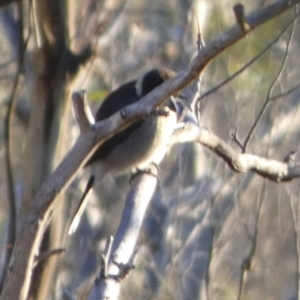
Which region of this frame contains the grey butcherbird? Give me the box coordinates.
[68,68,191,234]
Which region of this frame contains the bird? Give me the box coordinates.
[68,68,178,234]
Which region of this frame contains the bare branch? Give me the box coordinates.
[237,182,264,300]
[72,91,95,133]
[2,1,300,299]
[171,123,300,182]
[34,248,66,264]
[100,237,114,279]
[233,4,249,34]
[2,0,26,287]
[199,10,300,102]
[198,128,300,182]
[269,82,300,101]
[242,7,298,152]
[88,168,158,300]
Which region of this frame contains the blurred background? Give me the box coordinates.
[0,0,300,299]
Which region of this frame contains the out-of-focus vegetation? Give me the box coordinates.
[1,0,300,299]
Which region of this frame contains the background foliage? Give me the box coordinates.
[1,0,300,299]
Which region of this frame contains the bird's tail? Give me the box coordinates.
[68,175,95,235]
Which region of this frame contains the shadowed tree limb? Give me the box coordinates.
[1,0,300,299]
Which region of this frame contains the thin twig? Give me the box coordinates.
[199,12,300,102]
[193,6,204,120]
[242,8,298,152]
[34,248,66,264]
[287,191,300,299]
[31,0,42,47]
[237,181,265,300]
[269,82,300,101]
[99,236,114,279]
[233,4,249,34]
[2,1,27,287]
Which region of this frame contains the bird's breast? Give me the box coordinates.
[100,110,177,173]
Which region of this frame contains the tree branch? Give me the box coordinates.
[1,0,300,299]
[88,168,159,300]
[198,128,300,182]
[168,122,300,182]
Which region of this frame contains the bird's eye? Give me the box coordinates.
[121,108,127,118]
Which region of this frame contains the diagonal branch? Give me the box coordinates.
[1,1,300,299]
[171,123,300,182]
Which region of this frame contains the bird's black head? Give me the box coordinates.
[95,68,175,122]
[135,68,175,96]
